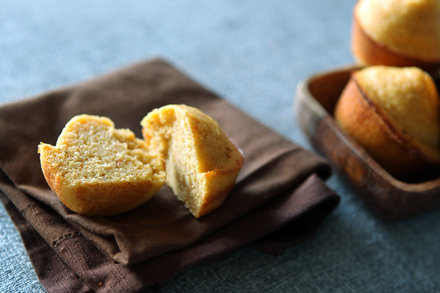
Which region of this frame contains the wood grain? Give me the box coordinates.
[294,67,440,218]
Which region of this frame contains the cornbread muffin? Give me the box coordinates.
[38,115,166,216]
[141,105,244,218]
[335,66,440,177]
[352,0,440,69]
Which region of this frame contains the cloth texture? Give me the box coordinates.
[0,59,339,292]
[3,1,440,292]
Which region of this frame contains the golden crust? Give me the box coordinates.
[352,13,440,70]
[38,115,166,216]
[198,167,241,217]
[355,0,440,63]
[335,78,424,177]
[335,66,440,178]
[141,105,244,218]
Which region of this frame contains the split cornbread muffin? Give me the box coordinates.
[39,105,244,218]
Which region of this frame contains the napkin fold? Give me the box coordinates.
[0,58,339,292]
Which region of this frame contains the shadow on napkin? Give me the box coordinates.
[0,58,340,292]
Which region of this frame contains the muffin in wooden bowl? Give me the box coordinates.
[352,0,440,71]
[334,66,440,178]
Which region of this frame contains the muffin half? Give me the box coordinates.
[39,115,166,216]
[141,105,244,218]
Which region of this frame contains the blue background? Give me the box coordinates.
[1,1,439,292]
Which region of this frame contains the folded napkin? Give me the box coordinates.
[0,58,340,292]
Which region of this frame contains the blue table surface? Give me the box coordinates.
[2,1,440,292]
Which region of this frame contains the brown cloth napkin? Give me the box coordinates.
[0,58,340,292]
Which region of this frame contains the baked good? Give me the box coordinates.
[334,66,440,177]
[141,104,244,218]
[38,115,166,216]
[39,106,244,218]
[352,0,440,70]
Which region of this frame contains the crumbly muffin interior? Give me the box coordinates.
[167,118,202,213]
[142,108,204,215]
[42,116,164,186]
[141,105,242,217]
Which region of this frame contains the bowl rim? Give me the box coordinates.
[295,65,440,193]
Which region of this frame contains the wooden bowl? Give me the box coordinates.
[294,66,440,218]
